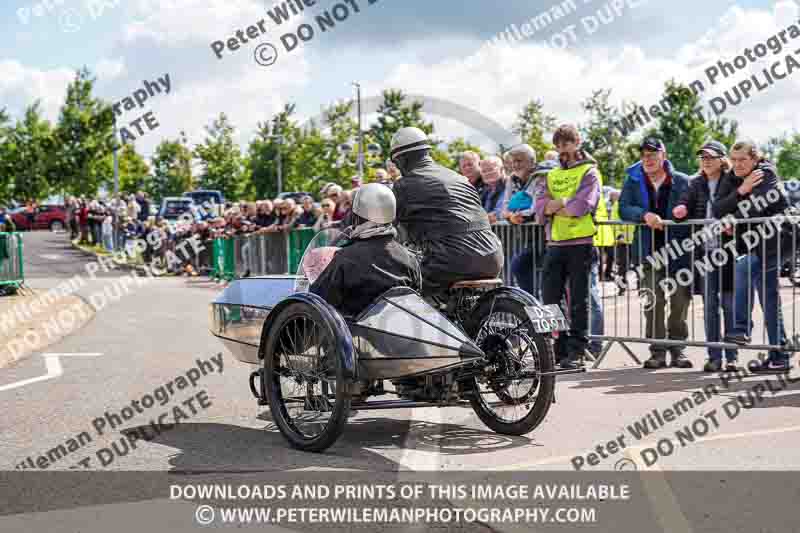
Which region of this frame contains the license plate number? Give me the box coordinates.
[525,305,569,333]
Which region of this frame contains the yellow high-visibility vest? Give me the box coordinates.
[547,163,611,244]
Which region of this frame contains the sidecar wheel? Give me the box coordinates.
[264,302,350,452]
[465,296,555,436]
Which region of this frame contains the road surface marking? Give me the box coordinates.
[621,446,694,533]
[0,353,102,393]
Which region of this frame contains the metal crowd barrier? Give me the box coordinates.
[219,216,800,366]
[584,217,800,363]
[492,217,800,366]
[0,232,24,290]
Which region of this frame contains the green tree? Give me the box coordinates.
[581,89,633,187]
[642,80,739,175]
[147,134,192,200]
[51,67,116,196]
[776,133,800,179]
[706,114,738,154]
[0,108,11,200]
[4,102,55,201]
[194,112,244,200]
[369,89,435,161]
[512,100,557,159]
[438,138,485,171]
[304,101,358,192]
[245,103,305,199]
[91,142,153,197]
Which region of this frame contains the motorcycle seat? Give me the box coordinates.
[449,278,503,290]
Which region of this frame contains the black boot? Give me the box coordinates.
[670,351,693,368]
[643,352,667,369]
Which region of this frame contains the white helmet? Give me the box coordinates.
[351,183,396,224]
[390,127,431,161]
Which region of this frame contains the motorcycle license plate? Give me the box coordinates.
[525,305,569,333]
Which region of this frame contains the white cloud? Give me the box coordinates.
[123,0,270,44]
[95,58,127,80]
[376,1,800,148]
[92,0,313,156]
[0,61,75,120]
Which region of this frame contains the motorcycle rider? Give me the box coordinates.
[390,127,504,300]
[310,183,421,316]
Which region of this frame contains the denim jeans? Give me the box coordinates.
[589,253,604,354]
[732,253,788,361]
[700,267,737,362]
[511,248,542,299]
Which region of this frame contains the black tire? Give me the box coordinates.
[264,302,350,452]
[465,296,555,436]
[49,220,64,232]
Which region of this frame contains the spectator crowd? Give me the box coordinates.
[16,128,800,374]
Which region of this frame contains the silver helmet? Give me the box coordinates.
[390,127,431,161]
[351,183,396,224]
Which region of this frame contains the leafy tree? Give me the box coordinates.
[90,141,153,198]
[146,134,191,201]
[369,89,435,161]
[194,112,244,200]
[310,101,361,191]
[438,138,485,171]
[642,80,738,175]
[706,114,738,154]
[51,68,116,197]
[581,89,632,187]
[4,102,55,201]
[0,108,11,200]
[776,133,800,179]
[512,100,556,159]
[245,104,306,199]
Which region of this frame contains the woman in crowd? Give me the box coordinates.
[313,198,337,232]
[673,141,738,372]
[293,196,318,228]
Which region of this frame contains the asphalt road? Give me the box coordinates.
[2,231,800,530]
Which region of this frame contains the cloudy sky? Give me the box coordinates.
[2,0,799,161]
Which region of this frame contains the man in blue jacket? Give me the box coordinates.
[619,138,693,369]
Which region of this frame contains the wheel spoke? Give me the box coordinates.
[474,310,542,424]
[270,313,338,440]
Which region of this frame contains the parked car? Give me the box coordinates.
[159,197,195,224]
[184,189,224,208]
[277,191,312,203]
[11,205,67,231]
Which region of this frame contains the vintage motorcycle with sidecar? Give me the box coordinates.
[209,229,582,452]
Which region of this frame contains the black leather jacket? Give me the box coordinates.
[392,154,503,292]
[310,235,420,317]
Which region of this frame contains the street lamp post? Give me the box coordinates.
[265,134,284,195]
[112,122,120,250]
[352,82,364,183]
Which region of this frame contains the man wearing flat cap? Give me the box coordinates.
[619,137,693,369]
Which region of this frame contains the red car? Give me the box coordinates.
[12,205,68,231]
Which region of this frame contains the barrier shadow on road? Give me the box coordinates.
[124,416,532,473]
[556,367,720,395]
[554,365,800,411]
